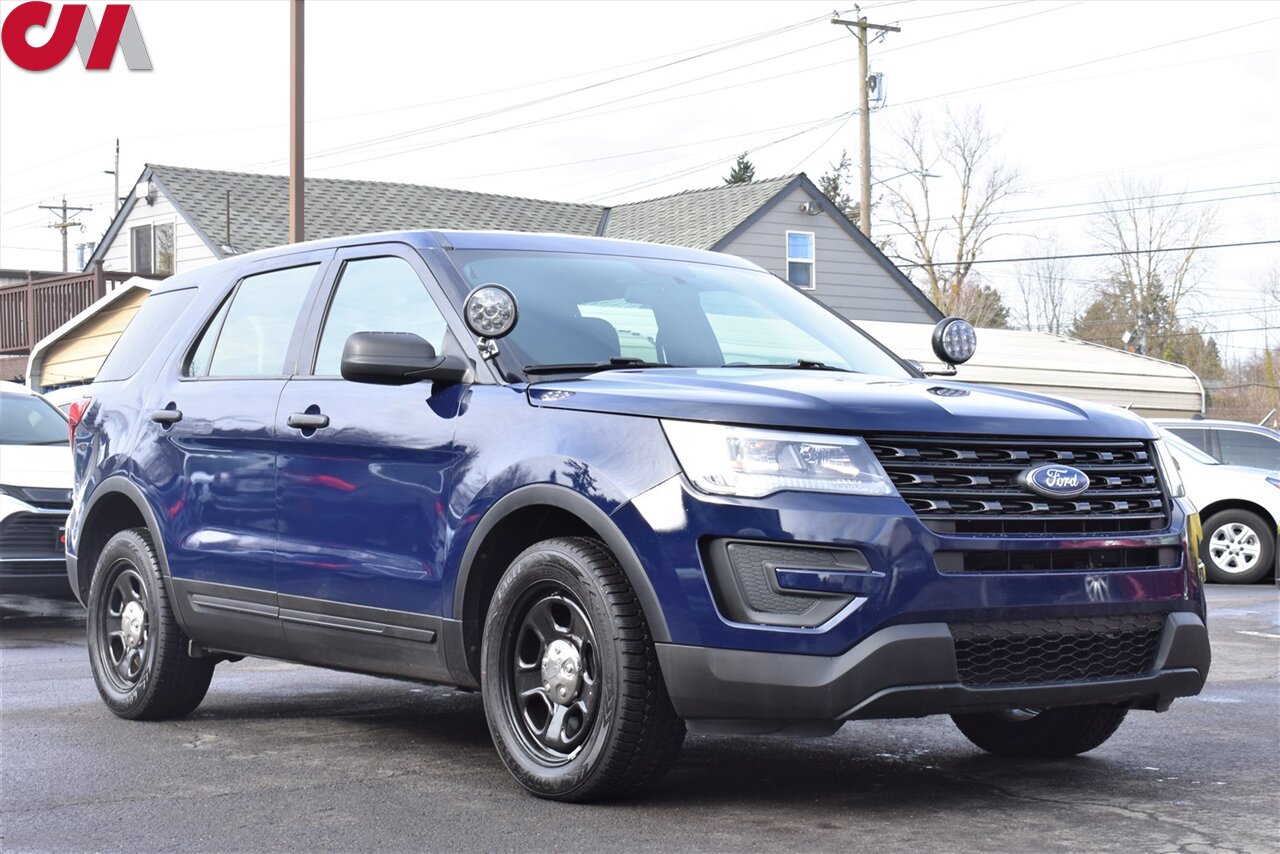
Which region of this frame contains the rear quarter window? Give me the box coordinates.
[96,288,197,382]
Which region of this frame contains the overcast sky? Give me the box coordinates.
[1,0,1276,355]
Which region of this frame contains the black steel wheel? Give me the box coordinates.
[86,528,214,720]
[481,537,684,801]
[501,584,601,764]
[951,703,1129,758]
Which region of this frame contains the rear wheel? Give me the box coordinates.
[481,537,684,801]
[86,528,214,720]
[951,704,1129,758]
[1203,509,1274,584]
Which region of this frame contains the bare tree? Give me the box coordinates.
[1088,177,1217,325]
[1015,237,1075,334]
[880,106,1021,323]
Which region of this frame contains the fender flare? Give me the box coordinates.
[451,483,670,643]
[73,476,172,600]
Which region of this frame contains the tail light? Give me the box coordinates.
[67,397,93,443]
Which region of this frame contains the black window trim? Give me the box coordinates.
[176,248,335,383]
[292,242,494,383]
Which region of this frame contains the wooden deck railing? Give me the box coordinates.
[0,262,147,356]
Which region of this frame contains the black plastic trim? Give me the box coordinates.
[656,612,1210,729]
[71,477,171,608]
[452,484,670,643]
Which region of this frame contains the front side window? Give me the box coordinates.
[314,256,448,376]
[0,392,68,446]
[786,231,815,289]
[449,250,907,377]
[188,264,317,378]
[130,223,175,275]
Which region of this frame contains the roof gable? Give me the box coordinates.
[602,175,796,249]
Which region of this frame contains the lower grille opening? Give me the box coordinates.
[951,614,1165,686]
[936,546,1180,573]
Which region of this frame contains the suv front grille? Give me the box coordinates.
[951,614,1165,686]
[866,435,1169,536]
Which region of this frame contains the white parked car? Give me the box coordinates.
[1161,431,1280,584]
[0,381,74,597]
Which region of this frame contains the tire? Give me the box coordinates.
[480,536,685,801]
[1202,509,1275,584]
[951,704,1128,759]
[86,528,215,720]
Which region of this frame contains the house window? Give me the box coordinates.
[130,223,174,275]
[786,231,815,289]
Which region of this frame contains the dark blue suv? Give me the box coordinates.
[67,230,1210,801]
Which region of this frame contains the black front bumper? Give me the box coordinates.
[656,612,1210,735]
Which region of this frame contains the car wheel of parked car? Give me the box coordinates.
[950,704,1128,758]
[86,528,215,720]
[481,536,685,801]
[1202,509,1275,584]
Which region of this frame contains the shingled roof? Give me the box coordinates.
[603,175,796,249]
[110,165,806,258]
[149,165,605,255]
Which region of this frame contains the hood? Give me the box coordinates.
[0,444,73,489]
[526,369,1156,439]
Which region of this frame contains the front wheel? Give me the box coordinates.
[1202,509,1275,584]
[86,528,214,720]
[481,537,685,801]
[951,704,1128,758]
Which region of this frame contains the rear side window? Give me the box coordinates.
[96,288,197,382]
[1215,429,1280,469]
[188,264,317,378]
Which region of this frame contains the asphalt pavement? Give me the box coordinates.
[2,586,1277,853]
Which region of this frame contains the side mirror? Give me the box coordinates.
[931,316,977,368]
[340,331,470,386]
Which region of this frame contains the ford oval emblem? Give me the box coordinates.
[1019,464,1090,498]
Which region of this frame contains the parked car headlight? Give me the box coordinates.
[661,420,897,499]
[1152,439,1186,499]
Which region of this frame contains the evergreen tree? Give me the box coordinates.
[724,152,756,185]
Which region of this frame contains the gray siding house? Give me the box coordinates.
[86,165,940,324]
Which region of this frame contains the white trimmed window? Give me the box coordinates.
[786,230,815,289]
[131,222,175,275]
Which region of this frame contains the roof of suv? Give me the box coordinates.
[152,229,763,295]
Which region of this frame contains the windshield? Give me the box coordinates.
[0,392,68,445]
[1161,431,1219,466]
[447,250,910,378]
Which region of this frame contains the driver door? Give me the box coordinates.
[273,245,467,681]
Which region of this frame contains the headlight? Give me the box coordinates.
[661,420,897,499]
[1151,439,1186,499]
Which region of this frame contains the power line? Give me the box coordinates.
[899,239,1280,268]
[282,17,852,168]
[882,14,1279,113]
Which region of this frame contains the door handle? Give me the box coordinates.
[150,408,182,424]
[287,412,330,430]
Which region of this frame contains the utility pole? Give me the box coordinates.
[289,0,304,244]
[104,138,121,215]
[831,14,900,238]
[40,197,93,272]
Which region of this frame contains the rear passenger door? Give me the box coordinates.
[155,252,331,653]
[273,245,467,681]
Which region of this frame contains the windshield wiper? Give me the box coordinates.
[524,357,678,375]
[721,359,856,373]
